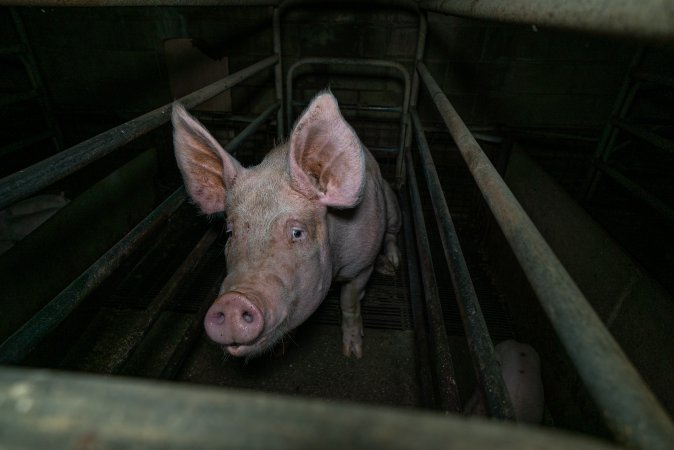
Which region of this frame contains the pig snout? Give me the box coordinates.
[204,292,263,349]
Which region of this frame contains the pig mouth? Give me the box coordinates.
[223,319,291,358]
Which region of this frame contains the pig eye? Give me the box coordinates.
[291,227,304,241]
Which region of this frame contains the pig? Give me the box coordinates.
[172,91,401,359]
[464,340,544,424]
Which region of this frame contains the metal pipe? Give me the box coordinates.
[285,57,411,135]
[159,261,228,380]
[0,54,278,210]
[405,151,460,414]
[0,188,187,365]
[111,229,219,374]
[0,366,626,450]
[410,109,514,420]
[420,0,674,43]
[417,60,674,450]
[273,7,284,140]
[399,189,436,409]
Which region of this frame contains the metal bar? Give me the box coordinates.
[399,188,436,409]
[0,188,187,365]
[420,0,674,43]
[159,261,227,380]
[584,48,644,199]
[0,366,625,450]
[273,7,284,140]
[417,60,674,450]
[596,162,674,226]
[410,109,515,420]
[405,151,460,414]
[111,228,219,374]
[611,118,674,156]
[0,54,278,211]
[285,57,410,134]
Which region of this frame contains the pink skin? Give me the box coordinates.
[172,92,401,358]
[464,340,545,424]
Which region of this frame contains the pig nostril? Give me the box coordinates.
[214,311,226,325]
[242,311,254,323]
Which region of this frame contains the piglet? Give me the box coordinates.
[172,91,401,358]
[464,340,545,424]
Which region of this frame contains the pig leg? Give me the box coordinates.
[340,266,373,358]
[375,182,401,276]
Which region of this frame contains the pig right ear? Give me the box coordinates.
[172,103,243,214]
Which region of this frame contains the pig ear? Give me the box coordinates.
[172,102,243,214]
[289,93,365,209]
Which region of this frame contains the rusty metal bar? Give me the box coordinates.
[0,188,187,365]
[410,109,514,420]
[405,151,460,414]
[417,60,674,450]
[399,188,436,409]
[420,0,674,43]
[0,54,278,210]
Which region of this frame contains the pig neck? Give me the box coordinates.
[325,150,386,282]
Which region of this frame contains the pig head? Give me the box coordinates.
[172,92,401,359]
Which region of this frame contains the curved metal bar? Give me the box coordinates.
[285,57,411,134]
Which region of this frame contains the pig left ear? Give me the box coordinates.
[289,92,366,209]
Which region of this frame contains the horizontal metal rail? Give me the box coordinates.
[0,187,187,364]
[420,0,674,43]
[0,367,625,450]
[410,109,514,420]
[417,60,674,450]
[0,54,278,210]
[3,0,673,42]
[405,151,460,414]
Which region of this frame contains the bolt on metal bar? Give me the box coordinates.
[410,109,515,420]
[399,189,437,409]
[0,54,278,210]
[0,188,187,365]
[417,60,674,450]
[420,0,674,43]
[405,150,461,414]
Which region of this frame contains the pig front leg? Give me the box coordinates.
[375,182,402,276]
[340,266,373,358]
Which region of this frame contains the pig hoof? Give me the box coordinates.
[342,339,363,359]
